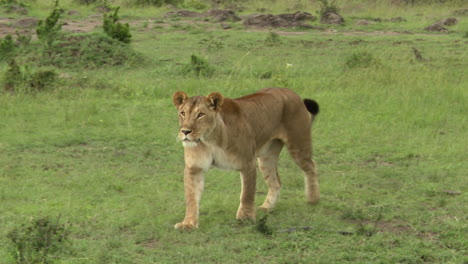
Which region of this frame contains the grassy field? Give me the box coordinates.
[0,0,467,263]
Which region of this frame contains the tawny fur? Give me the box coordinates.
[172,88,319,231]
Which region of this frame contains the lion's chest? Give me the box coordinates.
[209,145,242,171]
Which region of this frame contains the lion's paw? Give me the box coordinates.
[174,222,198,231]
[258,205,273,212]
[236,208,256,221]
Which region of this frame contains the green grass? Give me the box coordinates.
[1,0,467,263]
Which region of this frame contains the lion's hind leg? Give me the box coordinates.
[258,139,284,211]
[285,137,320,204]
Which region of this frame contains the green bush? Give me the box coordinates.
[29,68,58,91]
[2,59,59,93]
[36,7,63,46]
[0,0,29,13]
[103,7,132,44]
[16,30,32,47]
[0,35,17,60]
[40,32,141,68]
[2,59,22,92]
[7,216,71,264]
[318,0,340,16]
[264,32,282,46]
[183,54,214,77]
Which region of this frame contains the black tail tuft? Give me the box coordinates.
[304,99,319,115]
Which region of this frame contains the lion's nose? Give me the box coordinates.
[181,129,192,136]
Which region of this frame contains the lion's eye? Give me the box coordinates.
[180,111,185,117]
[197,113,205,118]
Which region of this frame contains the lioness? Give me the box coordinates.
[172,88,320,230]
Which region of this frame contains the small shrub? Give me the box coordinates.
[2,60,59,93]
[0,34,17,60]
[43,32,141,68]
[103,7,132,43]
[36,7,63,46]
[2,59,22,92]
[29,68,58,91]
[198,36,224,51]
[264,32,282,46]
[16,30,32,47]
[184,54,214,77]
[7,216,71,264]
[1,0,28,13]
[317,0,340,16]
[345,51,380,69]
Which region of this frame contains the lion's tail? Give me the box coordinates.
[303,99,319,123]
[303,99,320,116]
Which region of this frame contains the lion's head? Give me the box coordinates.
[172,91,224,147]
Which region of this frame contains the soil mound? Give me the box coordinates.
[320,12,345,25]
[424,23,448,32]
[277,11,316,22]
[424,17,457,32]
[203,9,241,22]
[243,11,316,28]
[164,10,203,18]
[435,17,458,26]
[15,18,39,29]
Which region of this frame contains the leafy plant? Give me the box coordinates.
[43,33,141,68]
[29,68,58,91]
[264,32,282,46]
[0,0,28,13]
[16,30,32,47]
[36,7,63,46]
[0,34,17,60]
[103,7,132,43]
[198,36,224,51]
[2,59,59,93]
[318,0,340,16]
[7,216,71,264]
[2,59,22,92]
[184,54,215,77]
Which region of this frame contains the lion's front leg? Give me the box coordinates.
[175,167,204,231]
[236,165,257,221]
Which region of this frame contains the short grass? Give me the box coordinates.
[0,1,467,263]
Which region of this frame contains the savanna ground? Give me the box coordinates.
[0,0,467,263]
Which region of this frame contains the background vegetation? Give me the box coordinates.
[0,0,466,263]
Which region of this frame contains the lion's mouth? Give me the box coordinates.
[182,138,201,147]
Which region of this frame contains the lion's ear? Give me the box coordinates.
[206,92,224,111]
[173,91,188,109]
